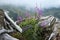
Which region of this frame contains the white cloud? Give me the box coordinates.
[0,0,60,8]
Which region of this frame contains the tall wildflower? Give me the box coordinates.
[25,11,31,19]
[35,4,43,19]
[36,7,42,16]
[17,16,23,22]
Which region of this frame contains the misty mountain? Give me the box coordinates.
[0,5,60,21]
[43,7,60,19]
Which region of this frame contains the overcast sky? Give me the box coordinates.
[0,0,60,8]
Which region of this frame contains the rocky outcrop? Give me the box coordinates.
[0,9,19,40]
[37,15,60,40]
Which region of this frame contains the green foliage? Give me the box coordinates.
[18,18,44,40]
[19,18,38,27]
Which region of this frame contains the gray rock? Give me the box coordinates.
[0,33,19,40]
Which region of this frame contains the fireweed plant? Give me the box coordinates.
[11,7,45,40]
[25,11,31,18]
[17,16,23,22]
[19,7,44,40]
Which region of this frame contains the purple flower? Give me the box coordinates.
[25,11,31,18]
[40,21,48,27]
[36,6,43,16]
[17,16,23,22]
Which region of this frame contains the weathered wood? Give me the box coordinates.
[0,33,19,40]
[0,9,5,27]
[0,9,19,40]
